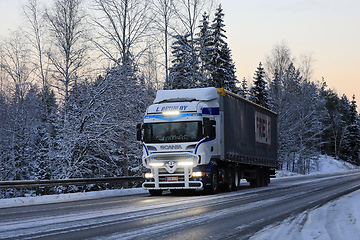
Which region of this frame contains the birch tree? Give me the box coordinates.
[92,0,152,67]
[45,0,90,180]
[45,0,88,122]
[23,0,58,180]
[152,0,174,86]
[0,31,32,103]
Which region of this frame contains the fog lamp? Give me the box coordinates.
[192,171,205,177]
[144,173,154,178]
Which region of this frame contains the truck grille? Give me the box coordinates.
[158,167,191,175]
[152,154,192,161]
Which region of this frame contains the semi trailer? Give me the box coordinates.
[137,87,278,196]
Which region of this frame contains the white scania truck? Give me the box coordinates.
[137,87,278,196]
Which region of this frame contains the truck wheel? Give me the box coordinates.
[149,190,163,196]
[224,165,233,192]
[250,167,261,188]
[263,168,269,186]
[233,165,240,191]
[205,167,218,194]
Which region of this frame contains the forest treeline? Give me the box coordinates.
[0,0,359,197]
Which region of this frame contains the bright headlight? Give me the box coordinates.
[162,111,180,116]
[144,173,154,178]
[178,161,193,166]
[149,162,164,167]
[192,171,205,177]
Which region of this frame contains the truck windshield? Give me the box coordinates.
[143,121,202,143]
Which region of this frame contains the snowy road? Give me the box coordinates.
[1,171,360,240]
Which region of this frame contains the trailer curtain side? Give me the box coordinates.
[220,91,278,168]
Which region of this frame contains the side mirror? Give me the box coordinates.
[136,123,142,141]
[203,118,216,138]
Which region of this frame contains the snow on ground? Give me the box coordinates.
[1,155,360,239]
[252,155,360,240]
[251,188,360,240]
[276,154,359,178]
[0,188,147,209]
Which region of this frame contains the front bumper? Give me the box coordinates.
[142,152,203,190]
[142,180,203,189]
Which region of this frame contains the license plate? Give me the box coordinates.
[165,176,178,182]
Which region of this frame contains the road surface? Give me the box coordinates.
[1,171,360,240]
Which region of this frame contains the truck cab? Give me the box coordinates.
[138,88,221,195]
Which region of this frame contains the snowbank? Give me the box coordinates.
[251,189,360,240]
[276,154,359,178]
[252,155,360,239]
[0,188,147,209]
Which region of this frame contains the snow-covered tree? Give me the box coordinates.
[92,0,152,67]
[197,12,212,87]
[250,62,268,108]
[268,68,280,112]
[207,4,238,92]
[171,0,212,86]
[0,31,32,103]
[168,33,198,89]
[45,0,88,123]
[93,64,151,179]
[265,42,293,84]
[341,95,360,164]
[23,0,56,181]
[265,47,327,173]
[153,0,174,87]
[238,77,249,99]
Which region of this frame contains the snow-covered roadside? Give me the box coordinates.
[251,155,360,240]
[0,188,147,209]
[276,154,359,178]
[251,188,360,240]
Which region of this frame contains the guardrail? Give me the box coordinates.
[0,176,144,189]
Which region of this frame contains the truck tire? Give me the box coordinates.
[223,165,233,192]
[250,167,261,188]
[233,165,240,191]
[149,190,163,196]
[263,168,269,186]
[205,167,218,194]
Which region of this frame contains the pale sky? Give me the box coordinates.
[1,0,359,103]
[222,0,360,101]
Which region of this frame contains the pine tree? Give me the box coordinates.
[35,85,58,181]
[219,42,238,93]
[268,68,280,112]
[321,89,344,157]
[207,4,238,92]
[197,12,212,87]
[169,33,199,89]
[250,62,269,108]
[341,95,360,164]
[239,77,249,99]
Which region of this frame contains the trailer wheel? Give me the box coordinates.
[224,165,233,192]
[263,168,269,186]
[205,167,218,194]
[149,190,163,196]
[250,167,261,188]
[233,165,240,191]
